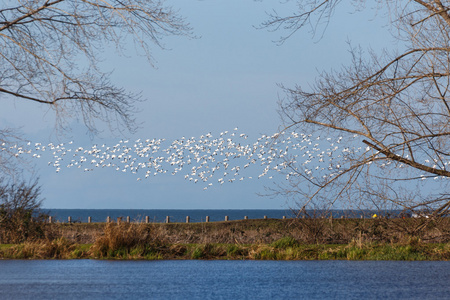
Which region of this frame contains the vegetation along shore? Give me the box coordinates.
[1,218,450,260]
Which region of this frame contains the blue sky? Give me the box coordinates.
[1,1,392,209]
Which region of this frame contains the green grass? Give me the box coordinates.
[270,236,300,249]
[0,241,449,260]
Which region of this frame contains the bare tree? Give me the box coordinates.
[264,1,450,217]
[0,128,24,176]
[0,0,190,177]
[0,0,190,134]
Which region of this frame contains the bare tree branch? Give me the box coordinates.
[271,0,450,217]
[0,0,191,134]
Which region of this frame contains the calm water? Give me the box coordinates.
[45,209,294,223]
[43,209,404,223]
[0,260,449,299]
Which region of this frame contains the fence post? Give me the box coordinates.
[166,216,170,223]
[126,216,130,223]
[244,216,248,220]
[264,215,267,220]
[186,216,190,223]
[68,216,72,224]
[145,216,149,224]
[205,216,209,223]
[48,216,52,224]
[282,216,286,220]
[88,216,92,224]
[225,216,229,221]
[106,216,111,223]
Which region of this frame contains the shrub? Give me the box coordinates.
[0,178,48,243]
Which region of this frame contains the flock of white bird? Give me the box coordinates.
[2,128,449,188]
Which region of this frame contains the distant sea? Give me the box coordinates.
[44,209,294,223]
[43,209,404,223]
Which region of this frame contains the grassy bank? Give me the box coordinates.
[1,218,450,260]
[1,237,450,260]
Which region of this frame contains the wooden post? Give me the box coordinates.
[205,216,209,223]
[106,216,111,223]
[68,216,72,224]
[329,213,333,226]
[88,216,92,224]
[264,215,267,220]
[282,216,286,220]
[166,216,170,223]
[145,216,149,224]
[48,216,52,224]
[186,216,190,223]
[244,216,248,220]
[126,216,130,223]
[225,215,229,221]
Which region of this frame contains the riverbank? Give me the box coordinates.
[1,218,450,260]
[1,237,450,260]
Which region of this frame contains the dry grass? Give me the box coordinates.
[0,238,82,259]
[90,222,167,258]
[1,217,450,260]
[0,235,449,260]
[48,217,450,246]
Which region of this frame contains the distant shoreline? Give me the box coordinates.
[41,208,410,223]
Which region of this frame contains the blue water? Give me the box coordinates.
[44,209,294,223]
[0,260,449,299]
[43,209,407,223]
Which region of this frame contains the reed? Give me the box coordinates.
[90,222,167,258]
[22,218,450,246]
